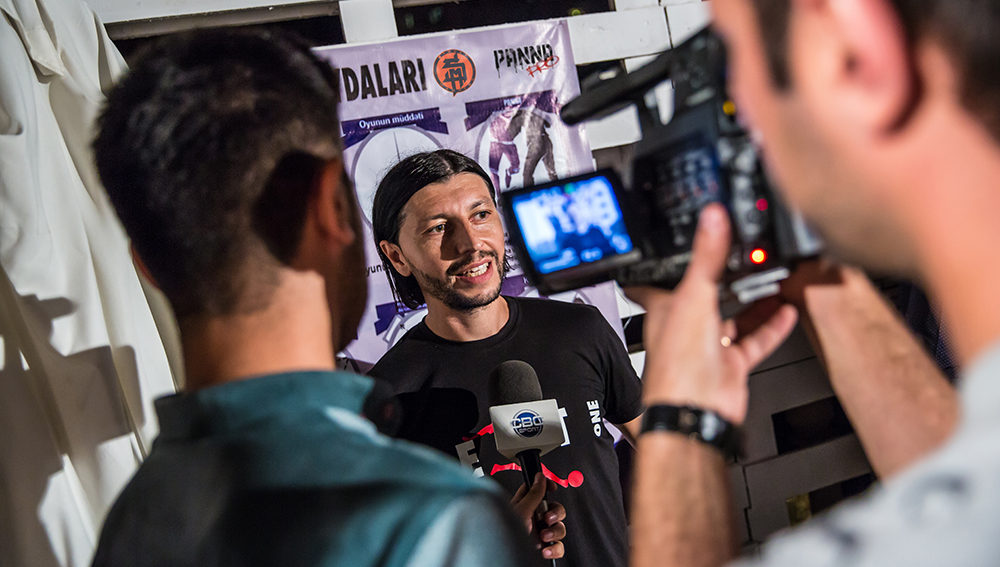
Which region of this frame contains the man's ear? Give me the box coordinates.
[130,243,159,288]
[379,240,412,277]
[795,0,915,132]
[312,158,356,247]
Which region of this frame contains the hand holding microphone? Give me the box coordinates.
[510,473,566,560]
[489,360,568,564]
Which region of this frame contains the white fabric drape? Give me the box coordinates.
[0,1,180,565]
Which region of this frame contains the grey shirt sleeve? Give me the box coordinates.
[405,493,543,567]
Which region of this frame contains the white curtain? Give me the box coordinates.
[0,0,180,565]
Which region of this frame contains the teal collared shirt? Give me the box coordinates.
[91,371,538,567]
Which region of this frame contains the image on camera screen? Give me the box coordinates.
[509,174,634,274]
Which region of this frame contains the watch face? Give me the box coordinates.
[700,411,723,441]
[641,405,736,458]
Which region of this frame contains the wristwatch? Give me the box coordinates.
[640,404,740,459]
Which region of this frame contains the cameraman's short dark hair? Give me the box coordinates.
[94,28,342,319]
[371,149,496,310]
[751,0,1000,141]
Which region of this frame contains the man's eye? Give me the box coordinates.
[473,210,491,221]
[428,223,446,233]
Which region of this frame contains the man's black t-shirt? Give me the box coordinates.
[370,296,643,567]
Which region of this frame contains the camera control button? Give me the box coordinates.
[732,174,753,194]
[717,139,736,163]
[734,147,757,173]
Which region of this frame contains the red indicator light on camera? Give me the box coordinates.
[756,199,768,211]
[750,248,768,264]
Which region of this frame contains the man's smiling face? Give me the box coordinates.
[383,172,507,312]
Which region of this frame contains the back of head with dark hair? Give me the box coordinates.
[94,28,342,319]
[371,149,496,309]
[750,0,1000,141]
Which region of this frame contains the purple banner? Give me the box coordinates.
[464,90,559,130]
[342,108,449,148]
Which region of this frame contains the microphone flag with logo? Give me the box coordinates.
[488,360,567,485]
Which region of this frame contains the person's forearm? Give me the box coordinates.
[628,205,797,567]
[802,269,958,478]
[631,433,736,567]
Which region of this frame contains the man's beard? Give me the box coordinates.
[414,250,509,311]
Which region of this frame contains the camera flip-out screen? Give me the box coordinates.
[503,169,641,294]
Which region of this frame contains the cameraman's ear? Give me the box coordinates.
[312,158,357,248]
[130,244,159,289]
[799,0,914,132]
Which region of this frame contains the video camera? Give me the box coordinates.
[500,27,821,304]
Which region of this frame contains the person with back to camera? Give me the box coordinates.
[369,149,644,567]
[628,0,1000,565]
[88,28,564,567]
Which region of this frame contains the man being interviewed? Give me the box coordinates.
[370,149,643,567]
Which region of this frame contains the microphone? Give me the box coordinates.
[488,360,566,565]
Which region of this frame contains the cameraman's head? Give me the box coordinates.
[713,0,1000,276]
[95,29,365,349]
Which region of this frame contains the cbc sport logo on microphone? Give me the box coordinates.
[512,410,544,438]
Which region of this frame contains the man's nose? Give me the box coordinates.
[450,221,479,256]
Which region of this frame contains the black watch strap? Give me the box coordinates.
[640,404,740,459]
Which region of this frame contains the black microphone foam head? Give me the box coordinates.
[489,360,543,406]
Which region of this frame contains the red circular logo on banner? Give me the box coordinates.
[434,49,476,96]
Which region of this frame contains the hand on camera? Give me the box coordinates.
[625,204,798,425]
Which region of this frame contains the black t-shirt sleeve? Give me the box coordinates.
[587,306,643,425]
[368,324,431,390]
[368,348,402,383]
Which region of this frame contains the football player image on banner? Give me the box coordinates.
[313,21,624,370]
